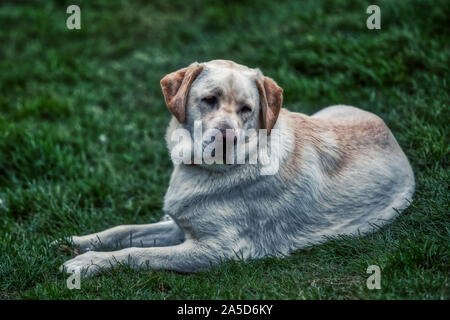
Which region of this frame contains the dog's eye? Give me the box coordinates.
[202,96,217,105]
[240,105,252,113]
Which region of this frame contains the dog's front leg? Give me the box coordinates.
[60,240,223,277]
[54,220,184,252]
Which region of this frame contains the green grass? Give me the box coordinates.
[0,0,448,299]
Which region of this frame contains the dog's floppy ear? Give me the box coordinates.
[255,76,283,135]
[160,62,204,122]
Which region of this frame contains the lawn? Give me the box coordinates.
[0,0,448,299]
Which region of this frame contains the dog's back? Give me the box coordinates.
[270,105,415,249]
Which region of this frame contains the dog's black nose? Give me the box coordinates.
[219,127,237,145]
[219,129,227,137]
[218,125,231,137]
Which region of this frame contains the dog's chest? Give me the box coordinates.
[163,166,229,216]
[162,165,269,218]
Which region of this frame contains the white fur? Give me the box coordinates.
[58,62,415,277]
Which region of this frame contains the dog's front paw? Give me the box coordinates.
[60,251,111,277]
[51,235,99,253]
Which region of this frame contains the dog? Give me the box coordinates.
[58,60,415,276]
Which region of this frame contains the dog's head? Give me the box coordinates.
[161,60,283,167]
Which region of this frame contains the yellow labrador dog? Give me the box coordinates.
[59,60,415,276]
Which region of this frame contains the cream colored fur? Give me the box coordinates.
[57,60,415,276]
